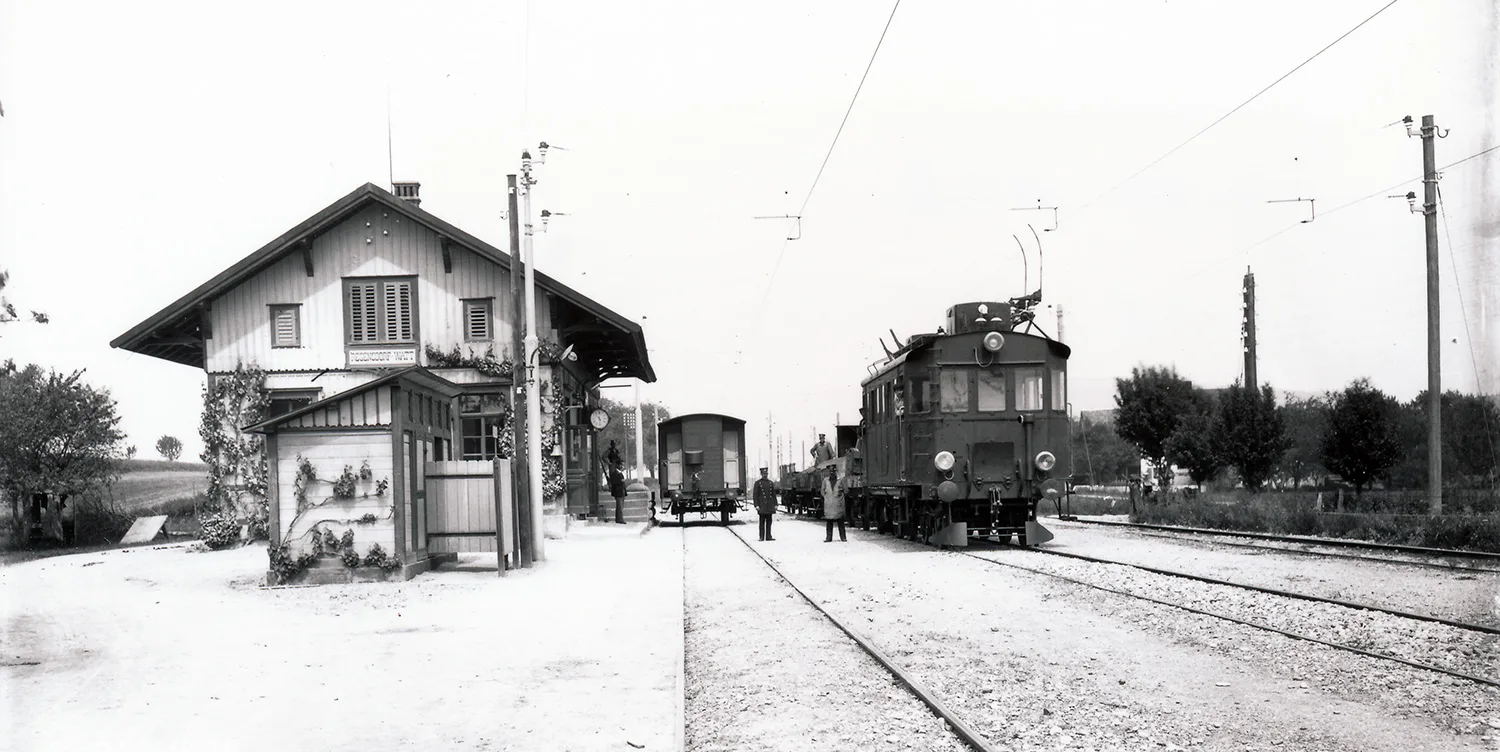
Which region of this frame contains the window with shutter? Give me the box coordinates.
[463,298,492,341]
[343,277,418,345]
[269,305,301,348]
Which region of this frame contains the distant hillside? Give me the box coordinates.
[115,459,209,473]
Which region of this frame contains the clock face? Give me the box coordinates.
[589,408,611,430]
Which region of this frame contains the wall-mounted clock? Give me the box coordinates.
[589,408,611,430]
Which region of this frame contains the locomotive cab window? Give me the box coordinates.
[977,368,1007,412]
[939,369,971,413]
[1051,369,1067,412]
[1016,367,1044,411]
[910,377,931,414]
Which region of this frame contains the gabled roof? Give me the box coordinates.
[111,183,654,384]
[243,366,463,434]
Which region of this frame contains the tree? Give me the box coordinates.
[155,435,183,462]
[1276,395,1327,488]
[1070,416,1139,484]
[0,270,49,331]
[1389,391,1500,489]
[1114,365,1202,488]
[1214,382,1288,492]
[1165,411,1222,486]
[0,364,126,542]
[1321,379,1401,497]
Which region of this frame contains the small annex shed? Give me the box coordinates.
[245,365,468,583]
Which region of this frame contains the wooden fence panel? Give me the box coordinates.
[426,460,510,554]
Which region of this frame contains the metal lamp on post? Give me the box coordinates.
[518,141,568,560]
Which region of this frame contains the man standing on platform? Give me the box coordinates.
[608,464,627,524]
[753,467,777,541]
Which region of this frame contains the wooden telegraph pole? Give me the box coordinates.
[1418,115,1443,515]
[1243,267,1257,389]
[508,174,534,567]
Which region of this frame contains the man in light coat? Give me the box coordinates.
[752,467,778,541]
[810,433,835,464]
[822,465,846,543]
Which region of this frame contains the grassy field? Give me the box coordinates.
[105,470,207,514]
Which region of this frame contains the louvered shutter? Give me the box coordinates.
[271,306,299,347]
[465,300,490,340]
[349,282,378,342]
[383,280,414,342]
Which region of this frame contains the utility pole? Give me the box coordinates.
[520,149,546,561]
[1242,267,1257,389]
[767,412,773,475]
[633,380,645,482]
[1418,114,1443,514]
[507,174,532,569]
[1056,305,1066,343]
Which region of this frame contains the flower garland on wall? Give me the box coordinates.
[198,361,270,547]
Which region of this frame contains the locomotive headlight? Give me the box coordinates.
[1034,451,1057,472]
[982,331,1005,352]
[934,451,956,472]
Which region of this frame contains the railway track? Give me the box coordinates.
[1058,516,1500,571]
[710,524,1004,752]
[959,542,1500,689]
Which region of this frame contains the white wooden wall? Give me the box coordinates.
[275,431,395,556]
[207,204,559,373]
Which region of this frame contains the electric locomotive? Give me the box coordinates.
[853,297,1070,546]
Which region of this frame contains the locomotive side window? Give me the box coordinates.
[1016,367,1044,411]
[977,368,1007,412]
[910,378,931,413]
[939,369,971,413]
[1051,370,1067,411]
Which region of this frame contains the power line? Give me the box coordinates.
[1437,183,1498,470]
[1075,0,1404,216]
[1175,142,1500,282]
[759,0,902,307]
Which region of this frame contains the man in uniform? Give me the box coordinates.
[752,467,777,541]
[810,433,835,465]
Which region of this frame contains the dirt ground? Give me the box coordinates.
[0,522,681,752]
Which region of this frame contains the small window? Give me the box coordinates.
[270,305,301,348]
[460,391,509,460]
[463,298,492,341]
[977,369,1007,412]
[1051,370,1067,411]
[940,369,971,413]
[267,389,319,418]
[1016,368,1044,411]
[910,378,930,413]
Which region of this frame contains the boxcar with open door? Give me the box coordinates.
[656,413,748,525]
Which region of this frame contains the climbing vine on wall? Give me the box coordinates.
[269,453,394,583]
[198,361,270,546]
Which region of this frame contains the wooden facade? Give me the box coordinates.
[206,205,555,375]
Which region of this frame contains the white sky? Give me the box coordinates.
[2,0,1496,470]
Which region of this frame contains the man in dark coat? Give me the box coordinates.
[608,465,627,524]
[752,467,777,541]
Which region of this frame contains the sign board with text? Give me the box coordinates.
[347,346,419,368]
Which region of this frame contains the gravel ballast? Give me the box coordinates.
[961,546,1500,685]
[1045,518,1500,628]
[681,520,972,752]
[753,515,1500,750]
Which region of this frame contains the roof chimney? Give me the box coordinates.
[392,181,421,207]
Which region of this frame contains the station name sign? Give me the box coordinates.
[347,346,419,368]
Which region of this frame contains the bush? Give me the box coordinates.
[1133,490,1500,553]
[199,514,243,549]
